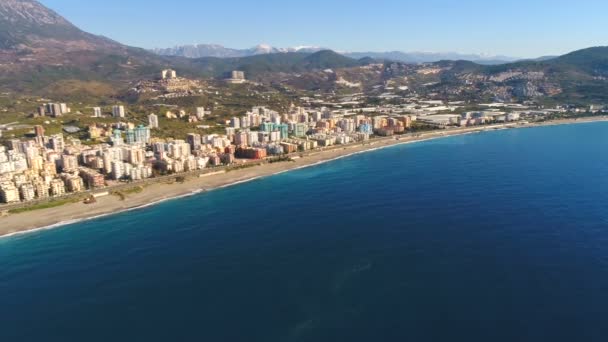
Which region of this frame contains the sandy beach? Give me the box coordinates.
[1,116,607,238]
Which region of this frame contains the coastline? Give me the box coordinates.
[1,116,607,239]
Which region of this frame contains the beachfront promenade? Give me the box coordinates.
[0,119,592,215]
[2,117,607,237]
[0,124,517,213]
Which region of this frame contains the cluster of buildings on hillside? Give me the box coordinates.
[154,106,207,123]
[226,70,246,84]
[132,70,204,99]
[34,103,71,118]
[33,104,127,119]
[32,102,129,119]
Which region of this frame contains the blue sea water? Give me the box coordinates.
[2,122,608,341]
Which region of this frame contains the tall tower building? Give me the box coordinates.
[161,69,177,79]
[51,103,63,117]
[112,105,126,118]
[148,113,159,129]
[196,107,205,120]
[34,125,45,137]
[134,125,150,144]
[187,133,202,151]
[49,134,65,152]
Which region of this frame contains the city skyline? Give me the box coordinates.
[39,0,608,58]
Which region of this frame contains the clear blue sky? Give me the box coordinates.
[40,0,607,58]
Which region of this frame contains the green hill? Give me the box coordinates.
[186,50,368,79]
[549,46,608,75]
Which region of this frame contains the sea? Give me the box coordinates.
[2,122,608,341]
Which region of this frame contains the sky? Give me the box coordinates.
[39,0,608,58]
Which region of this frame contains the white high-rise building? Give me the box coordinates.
[196,107,205,120]
[51,103,63,117]
[60,103,69,114]
[0,184,20,203]
[248,131,259,145]
[49,134,65,152]
[93,107,102,117]
[231,70,245,80]
[161,69,177,79]
[227,70,246,84]
[19,184,36,202]
[230,117,241,129]
[112,105,126,118]
[148,113,159,129]
[240,116,251,129]
[111,161,126,180]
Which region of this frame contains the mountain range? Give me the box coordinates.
[0,0,607,104]
[152,44,326,59]
[0,1,359,94]
[152,43,521,65]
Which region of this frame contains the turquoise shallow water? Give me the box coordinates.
[2,123,608,341]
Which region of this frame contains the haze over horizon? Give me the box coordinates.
[38,0,607,58]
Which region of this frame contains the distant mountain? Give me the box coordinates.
[152,44,243,58]
[421,46,608,103]
[153,43,519,64]
[529,55,558,62]
[152,44,325,59]
[0,0,119,51]
[0,0,188,97]
[551,46,608,74]
[0,2,364,96]
[0,1,607,104]
[474,46,608,77]
[250,44,325,55]
[343,51,519,65]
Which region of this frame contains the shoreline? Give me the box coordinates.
[1,116,607,239]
